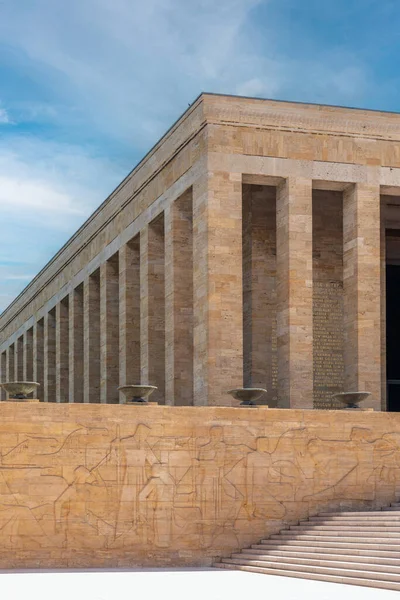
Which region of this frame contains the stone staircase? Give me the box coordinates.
[215,501,400,591]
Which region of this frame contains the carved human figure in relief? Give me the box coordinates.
[113,424,158,537]
[245,437,288,520]
[54,465,109,547]
[138,463,176,547]
[196,426,227,522]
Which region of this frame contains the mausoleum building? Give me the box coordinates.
[1,93,400,411]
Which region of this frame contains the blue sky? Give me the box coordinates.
[1,0,400,312]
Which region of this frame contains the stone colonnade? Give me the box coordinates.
[0,173,383,410]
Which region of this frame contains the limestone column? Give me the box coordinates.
[165,190,194,405]
[5,345,14,399]
[69,285,84,403]
[192,171,243,406]
[144,215,166,405]
[44,310,56,402]
[119,238,140,396]
[242,185,277,405]
[343,183,382,410]
[100,255,119,404]
[140,226,149,386]
[23,328,34,382]
[0,351,6,400]
[16,336,24,381]
[84,271,101,403]
[7,344,15,383]
[33,319,44,401]
[276,177,313,409]
[56,298,69,402]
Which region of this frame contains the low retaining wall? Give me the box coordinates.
[0,403,399,568]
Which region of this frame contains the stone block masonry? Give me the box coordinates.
[2,93,400,409]
[0,403,398,569]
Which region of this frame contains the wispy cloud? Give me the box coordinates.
[0,0,371,149]
[0,135,125,311]
[0,0,393,312]
[3,274,35,281]
[0,107,12,124]
[0,137,124,227]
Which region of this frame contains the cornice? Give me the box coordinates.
[202,93,400,141]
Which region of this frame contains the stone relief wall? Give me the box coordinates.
[0,403,399,568]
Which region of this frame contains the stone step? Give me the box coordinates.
[215,562,400,592]
[221,557,400,583]
[276,530,400,540]
[246,547,400,565]
[289,525,400,533]
[383,507,400,511]
[301,517,400,525]
[318,511,400,516]
[231,552,400,574]
[259,539,400,551]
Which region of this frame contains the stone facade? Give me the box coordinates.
[0,404,398,568]
[2,93,400,408]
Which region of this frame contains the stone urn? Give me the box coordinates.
[332,391,371,410]
[227,387,267,407]
[1,381,40,401]
[117,384,158,404]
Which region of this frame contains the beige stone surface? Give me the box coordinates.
[2,94,400,409]
[68,285,84,403]
[276,177,313,408]
[343,184,382,410]
[0,404,398,568]
[23,327,34,383]
[44,310,56,403]
[100,255,120,404]
[242,185,277,405]
[165,190,194,406]
[56,298,69,403]
[83,272,100,403]
[118,237,140,398]
[193,170,243,406]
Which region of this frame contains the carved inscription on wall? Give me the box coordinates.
[313,280,344,409]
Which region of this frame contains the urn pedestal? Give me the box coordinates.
[227,388,267,407]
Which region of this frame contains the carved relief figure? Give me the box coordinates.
[245,437,289,520]
[139,463,176,547]
[54,465,110,547]
[196,426,229,522]
[113,424,158,537]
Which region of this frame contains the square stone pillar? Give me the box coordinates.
[69,286,84,403]
[276,177,313,409]
[142,215,166,405]
[343,183,382,410]
[192,171,243,406]
[56,298,69,402]
[84,272,101,403]
[16,336,24,381]
[119,238,140,397]
[44,310,56,402]
[33,319,44,401]
[165,190,194,406]
[23,328,34,382]
[140,226,149,386]
[100,255,120,404]
[0,351,6,400]
[5,345,14,400]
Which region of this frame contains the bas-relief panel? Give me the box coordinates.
[0,407,400,568]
